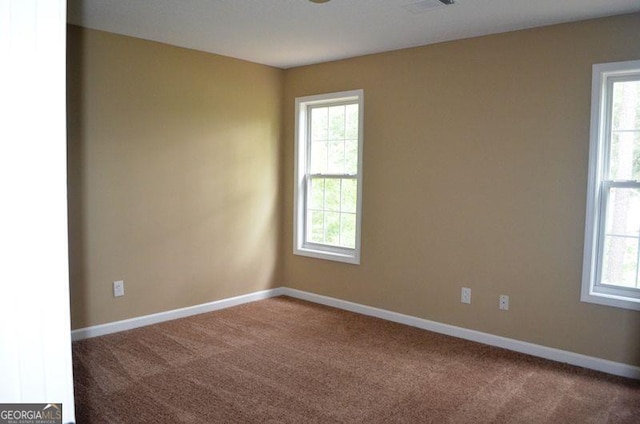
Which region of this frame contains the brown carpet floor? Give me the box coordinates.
[72,296,640,423]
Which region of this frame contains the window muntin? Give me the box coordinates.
[307,177,357,248]
[599,185,640,289]
[582,61,640,310]
[294,90,363,264]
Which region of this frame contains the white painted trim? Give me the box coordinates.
[281,288,640,380]
[293,89,364,265]
[71,288,284,341]
[581,59,640,311]
[71,286,640,380]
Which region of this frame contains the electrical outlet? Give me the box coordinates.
[499,294,509,310]
[113,280,125,297]
[461,287,471,304]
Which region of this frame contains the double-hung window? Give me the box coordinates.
[582,60,640,310]
[294,90,364,264]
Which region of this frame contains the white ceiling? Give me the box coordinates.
[67,0,640,69]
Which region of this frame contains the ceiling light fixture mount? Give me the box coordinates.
[403,0,456,14]
[309,0,331,4]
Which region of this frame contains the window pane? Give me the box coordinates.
[325,212,340,245]
[612,80,640,130]
[340,213,356,248]
[327,141,345,174]
[311,107,328,141]
[610,80,640,180]
[325,178,341,211]
[609,131,640,181]
[604,187,640,237]
[601,187,640,289]
[310,141,327,174]
[309,178,325,210]
[601,235,639,288]
[307,177,357,249]
[328,105,346,140]
[341,179,357,213]
[345,104,359,139]
[345,140,358,175]
[309,210,324,243]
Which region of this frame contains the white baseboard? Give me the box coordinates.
[281,287,640,380]
[71,285,640,380]
[71,288,284,341]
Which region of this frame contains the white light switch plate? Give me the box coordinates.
[461,287,471,304]
[113,280,125,297]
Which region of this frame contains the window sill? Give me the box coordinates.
[294,246,360,265]
[580,289,640,311]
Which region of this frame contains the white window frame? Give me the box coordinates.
[294,89,364,264]
[581,59,640,311]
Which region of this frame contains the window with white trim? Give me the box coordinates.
[294,90,364,264]
[582,60,640,310]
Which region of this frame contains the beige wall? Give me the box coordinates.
[68,14,640,366]
[67,26,283,329]
[282,14,640,366]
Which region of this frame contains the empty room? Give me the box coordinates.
[2,1,640,423]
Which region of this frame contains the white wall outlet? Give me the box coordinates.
[113,280,125,297]
[461,287,471,304]
[499,294,509,310]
